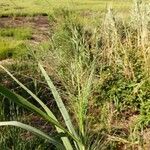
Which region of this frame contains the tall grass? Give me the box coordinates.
[39,1,150,148]
[0,0,150,149]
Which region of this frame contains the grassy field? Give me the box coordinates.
[0,0,132,16]
[0,0,150,149]
[0,0,133,61]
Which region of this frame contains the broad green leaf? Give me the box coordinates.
[0,65,73,150]
[39,63,83,150]
[39,63,78,139]
[0,121,64,150]
[0,65,53,117]
[0,84,80,144]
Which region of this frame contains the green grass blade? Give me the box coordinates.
[0,65,53,117]
[0,84,63,130]
[0,84,80,144]
[79,62,95,136]
[0,65,73,150]
[39,63,78,139]
[0,121,65,150]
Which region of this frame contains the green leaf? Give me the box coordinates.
[0,121,64,150]
[0,84,80,144]
[39,63,78,139]
[0,65,53,117]
[0,65,73,150]
[39,63,83,150]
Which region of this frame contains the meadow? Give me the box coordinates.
[0,0,131,16]
[0,0,150,149]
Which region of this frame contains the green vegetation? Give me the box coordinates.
[0,27,32,60]
[0,64,86,150]
[0,39,26,60]
[0,0,132,17]
[0,0,150,149]
[0,27,32,40]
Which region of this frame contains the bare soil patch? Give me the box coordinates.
[0,16,53,42]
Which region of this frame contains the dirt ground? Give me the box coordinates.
[0,15,53,43]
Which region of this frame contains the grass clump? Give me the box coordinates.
[0,27,32,60]
[0,39,22,60]
[36,1,150,148]
[0,27,32,40]
[0,39,29,60]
